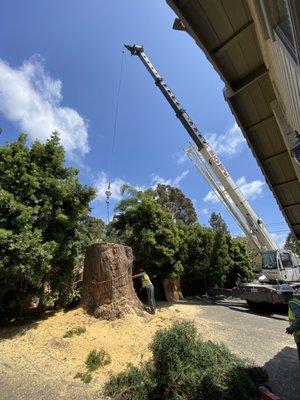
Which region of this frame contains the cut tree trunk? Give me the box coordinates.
[81,243,144,319]
[163,277,184,302]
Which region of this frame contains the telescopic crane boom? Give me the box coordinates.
[124,44,277,253]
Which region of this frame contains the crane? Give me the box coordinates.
[124,44,300,305]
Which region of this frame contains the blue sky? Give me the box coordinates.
[0,0,290,246]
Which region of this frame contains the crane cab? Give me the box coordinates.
[261,250,300,283]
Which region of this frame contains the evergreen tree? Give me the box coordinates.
[113,196,184,278]
[181,223,214,295]
[0,133,95,314]
[209,229,231,287]
[209,212,228,233]
[225,237,254,288]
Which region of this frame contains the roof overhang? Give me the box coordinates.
[167,0,300,240]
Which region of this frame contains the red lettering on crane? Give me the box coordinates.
[207,147,229,178]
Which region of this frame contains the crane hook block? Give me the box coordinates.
[105,189,112,204]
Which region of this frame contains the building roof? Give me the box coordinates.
[167,0,300,240]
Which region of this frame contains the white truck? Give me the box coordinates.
[124,44,300,306]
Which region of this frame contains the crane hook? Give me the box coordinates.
[105,183,112,223]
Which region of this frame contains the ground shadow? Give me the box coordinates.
[178,297,288,322]
[0,309,57,340]
[264,346,300,400]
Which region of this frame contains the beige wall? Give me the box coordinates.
[248,0,300,181]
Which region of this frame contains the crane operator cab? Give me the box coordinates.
[260,250,300,283]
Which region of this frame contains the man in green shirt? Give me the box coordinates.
[133,268,156,314]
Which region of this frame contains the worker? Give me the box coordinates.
[286,293,300,362]
[132,268,156,314]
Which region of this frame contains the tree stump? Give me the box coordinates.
[81,243,144,319]
[163,277,184,302]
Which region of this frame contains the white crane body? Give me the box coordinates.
[125,44,300,303]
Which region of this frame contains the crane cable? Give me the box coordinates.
[105,49,126,223]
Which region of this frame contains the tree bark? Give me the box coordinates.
[163,277,184,302]
[81,243,143,319]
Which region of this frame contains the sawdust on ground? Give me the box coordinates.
[0,302,221,395]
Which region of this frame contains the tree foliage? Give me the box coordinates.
[79,216,106,247]
[113,185,254,291]
[181,223,214,294]
[113,196,184,278]
[284,232,300,255]
[209,228,231,287]
[154,184,197,225]
[104,321,267,400]
[116,183,197,226]
[115,184,147,213]
[209,212,228,233]
[181,226,254,294]
[225,237,254,288]
[0,133,95,314]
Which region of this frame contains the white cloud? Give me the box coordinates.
[271,232,287,248]
[0,56,89,157]
[203,190,220,204]
[94,169,190,207]
[236,176,265,200]
[207,123,246,157]
[94,172,127,202]
[151,170,189,188]
[204,176,265,204]
[200,207,209,215]
[94,171,145,202]
[176,151,188,165]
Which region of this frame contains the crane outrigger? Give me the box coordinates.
[124,44,300,306]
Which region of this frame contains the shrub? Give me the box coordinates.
[74,371,92,384]
[104,363,154,400]
[86,348,111,371]
[63,326,86,338]
[104,321,266,400]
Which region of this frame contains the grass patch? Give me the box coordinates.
[86,348,111,371]
[73,347,111,384]
[104,321,267,400]
[74,371,92,384]
[63,326,86,338]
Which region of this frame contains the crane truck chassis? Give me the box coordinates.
[124,43,300,307]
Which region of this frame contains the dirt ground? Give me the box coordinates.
[0,302,219,400]
[0,299,298,400]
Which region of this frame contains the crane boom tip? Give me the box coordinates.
[124,44,144,55]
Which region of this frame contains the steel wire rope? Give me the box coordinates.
[105,49,126,223]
